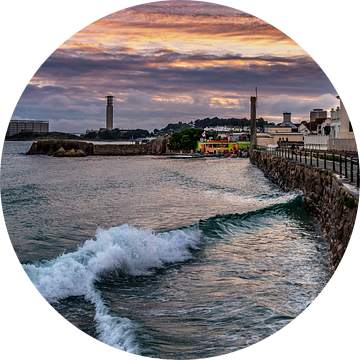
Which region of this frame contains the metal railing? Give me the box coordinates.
[254,146,359,187]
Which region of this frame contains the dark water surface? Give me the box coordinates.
[1,141,331,358]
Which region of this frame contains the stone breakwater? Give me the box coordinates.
[26,137,177,157]
[250,149,358,273]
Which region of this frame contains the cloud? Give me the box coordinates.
[125,89,151,105]
[11,1,338,132]
[40,95,75,110]
[49,118,103,133]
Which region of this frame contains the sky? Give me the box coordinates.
[11,0,340,133]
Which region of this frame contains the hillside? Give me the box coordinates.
[5,132,81,141]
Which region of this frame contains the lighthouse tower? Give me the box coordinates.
[105,95,114,130]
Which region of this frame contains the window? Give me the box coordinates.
[349,121,353,132]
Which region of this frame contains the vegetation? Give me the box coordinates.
[342,195,356,210]
[158,121,192,135]
[5,132,80,141]
[167,128,217,151]
[84,128,150,141]
[157,117,268,135]
[193,117,267,129]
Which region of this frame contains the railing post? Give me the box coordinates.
[292,148,294,160]
[339,154,342,175]
[310,151,313,166]
[300,150,302,163]
[351,157,354,183]
[345,155,348,178]
[305,150,307,164]
[317,152,319,167]
[332,153,335,172]
[324,152,326,169]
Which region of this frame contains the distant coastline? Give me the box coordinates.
[5,132,82,142]
[5,132,137,144]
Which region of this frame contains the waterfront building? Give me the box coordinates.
[196,139,250,154]
[7,119,49,137]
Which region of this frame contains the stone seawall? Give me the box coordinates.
[250,149,358,273]
[26,137,178,156]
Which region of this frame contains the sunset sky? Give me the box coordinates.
[12,0,339,133]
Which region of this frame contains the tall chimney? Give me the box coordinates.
[105,95,114,130]
[250,96,257,151]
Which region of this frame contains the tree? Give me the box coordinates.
[167,128,216,151]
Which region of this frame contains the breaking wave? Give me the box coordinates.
[22,192,303,353]
[23,225,201,352]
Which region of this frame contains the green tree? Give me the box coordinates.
[167,128,216,151]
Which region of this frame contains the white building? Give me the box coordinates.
[304,135,330,151]
[330,106,341,139]
[336,97,354,139]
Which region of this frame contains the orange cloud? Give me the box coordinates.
[61,1,304,59]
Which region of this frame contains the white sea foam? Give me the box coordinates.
[23,224,202,352]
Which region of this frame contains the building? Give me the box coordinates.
[7,120,49,137]
[196,139,250,153]
[330,106,341,139]
[278,112,298,130]
[310,108,327,123]
[204,126,231,139]
[327,96,357,153]
[336,97,354,139]
[298,122,311,135]
[105,95,114,130]
[228,133,250,142]
[134,137,157,145]
[304,135,330,151]
[257,126,304,148]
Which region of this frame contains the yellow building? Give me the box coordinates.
[257,131,303,147]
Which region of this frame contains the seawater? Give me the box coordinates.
[1,141,331,359]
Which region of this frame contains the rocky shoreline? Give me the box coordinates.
[250,149,358,273]
[26,137,181,157]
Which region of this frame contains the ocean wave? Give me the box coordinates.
[23,225,201,352]
[22,192,302,352]
[198,192,304,236]
[23,224,201,301]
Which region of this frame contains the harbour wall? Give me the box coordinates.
[26,137,177,156]
[250,149,358,272]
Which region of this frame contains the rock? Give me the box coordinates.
[54,147,66,157]
[27,140,94,156]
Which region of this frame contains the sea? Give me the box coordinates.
[1,141,331,359]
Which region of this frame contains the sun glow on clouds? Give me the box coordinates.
[13,1,338,132]
[62,1,301,58]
